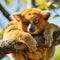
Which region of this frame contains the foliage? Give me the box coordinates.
[35,0,60,19]
[5,0,12,6]
[51,15,59,19]
[35,0,48,5]
[0,29,5,39]
[38,4,49,10]
[51,46,60,60]
[21,0,26,4]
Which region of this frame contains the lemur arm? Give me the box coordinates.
[43,23,60,47]
[3,21,37,52]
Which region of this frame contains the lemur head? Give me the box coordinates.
[10,8,50,34]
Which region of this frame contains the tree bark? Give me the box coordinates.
[53,36,60,46]
[0,40,27,56]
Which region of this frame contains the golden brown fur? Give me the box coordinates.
[3,8,59,60]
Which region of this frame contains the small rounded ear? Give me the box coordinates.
[41,10,51,20]
[10,12,23,21]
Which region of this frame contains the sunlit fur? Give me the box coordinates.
[3,8,54,60]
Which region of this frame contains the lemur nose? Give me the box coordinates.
[27,23,35,32]
[29,26,35,32]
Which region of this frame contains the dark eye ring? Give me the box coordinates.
[23,21,29,25]
[34,20,39,24]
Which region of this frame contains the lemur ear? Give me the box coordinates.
[10,12,23,21]
[41,10,50,20]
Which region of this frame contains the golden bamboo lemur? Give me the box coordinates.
[3,8,60,60]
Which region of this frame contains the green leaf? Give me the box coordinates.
[36,0,48,5]
[37,4,49,10]
[51,15,59,19]
[5,0,12,6]
[0,28,5,39]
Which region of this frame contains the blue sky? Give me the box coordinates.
[0,0,60,31]
[48,8,60,27]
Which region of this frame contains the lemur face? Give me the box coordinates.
[22,13,47,34]
[10,8,50,34]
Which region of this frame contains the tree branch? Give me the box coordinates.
[51,31,60,46]
[53,36,60,46]
[0,4,11,21]
[0,33,60,57]
[0,40,27,56]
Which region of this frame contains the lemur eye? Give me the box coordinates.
[23,21,29,25]
[34,20,39,24]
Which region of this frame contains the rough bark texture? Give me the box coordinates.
[0,34,60,56]
[0,40,27,56]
